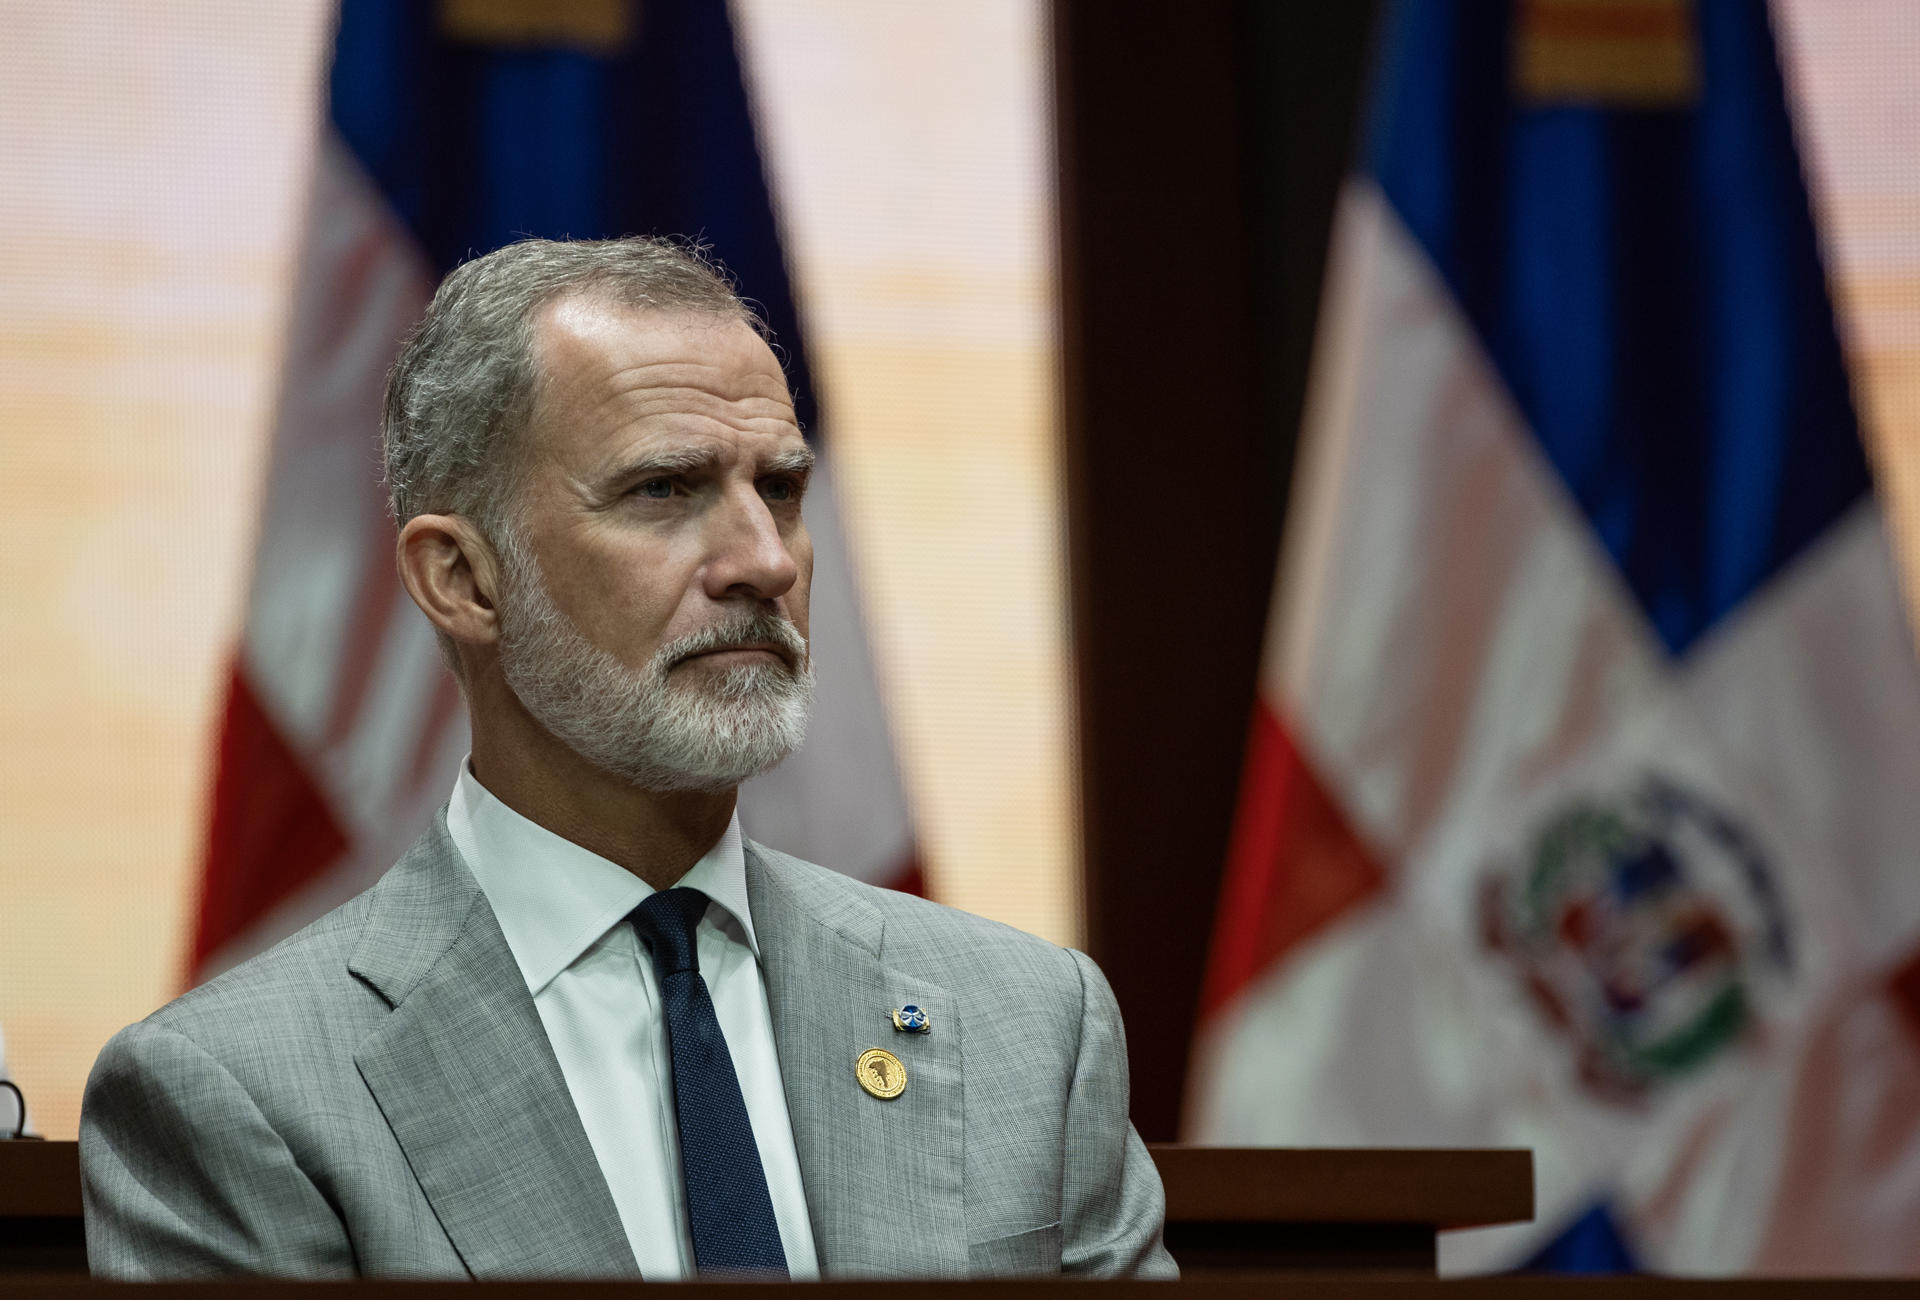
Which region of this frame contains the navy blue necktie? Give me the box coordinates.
[630,887,789,1277]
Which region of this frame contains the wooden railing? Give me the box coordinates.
[0,1141,1532,1277]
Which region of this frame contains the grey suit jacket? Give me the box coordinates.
[80,817,1176,1280]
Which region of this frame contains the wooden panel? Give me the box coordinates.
[1164,1220,1435,1275]
[1051,0,1383,1143]
[0,1143,80,1219]
[1051,0,1270,1147]
[4,1141,1531,1229]
[1149,1146,1534,1229]
[0,1140,85,1276]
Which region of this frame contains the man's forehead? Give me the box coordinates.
[534,294,788,396]
[519,294,801,482]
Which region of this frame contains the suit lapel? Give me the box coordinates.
[747,844,967,1278]
[349,818,635,1279]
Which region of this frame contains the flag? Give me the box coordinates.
[1188,0,1920,1274]
[191,0,918,979]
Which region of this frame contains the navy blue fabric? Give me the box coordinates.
[328,0,818,436]
[630,887,789,1277]
[1363,0,1868,655]
[1521,1202,1640,1274]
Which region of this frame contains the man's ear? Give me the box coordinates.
[397,514,504,651]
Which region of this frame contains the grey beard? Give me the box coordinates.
[493,528,814,793]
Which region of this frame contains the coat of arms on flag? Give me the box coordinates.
[1479,772,1793,1103]
[1190,0,1920,1274]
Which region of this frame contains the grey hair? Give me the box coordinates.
[382,235,760,533]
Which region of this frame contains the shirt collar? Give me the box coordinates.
[445,758,759,997]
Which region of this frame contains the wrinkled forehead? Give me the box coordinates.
[519,295,798,467]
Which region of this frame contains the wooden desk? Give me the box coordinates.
[0,1141,1530,1277]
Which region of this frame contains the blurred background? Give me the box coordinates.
[4,0,1920,1275]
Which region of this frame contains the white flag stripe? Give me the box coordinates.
[323,595,457,836]
[1681,505,1920,972]
[1275,180,1663,869]
[244,136,434,748]
[1193,893,1621,1271]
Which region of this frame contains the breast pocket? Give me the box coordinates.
[967,1221,1063,1277]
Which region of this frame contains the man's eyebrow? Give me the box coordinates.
[604,446,722,481]
[763,445,816,476]
[600,442,816,486]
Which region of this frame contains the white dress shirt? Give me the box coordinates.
[445,763,820,1280]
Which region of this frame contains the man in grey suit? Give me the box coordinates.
[80,237,1175,1281]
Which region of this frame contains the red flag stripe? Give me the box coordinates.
[887,854,926,899]
[1198,700,1386,1020]
[190,661,350,976]
[1890,943,1920,1047]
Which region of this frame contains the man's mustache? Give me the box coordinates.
[662,612,808,670]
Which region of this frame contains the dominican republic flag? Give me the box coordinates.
[1189,0,1920,1275]
[190,0,918,980]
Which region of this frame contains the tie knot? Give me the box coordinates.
[631,886,712,976]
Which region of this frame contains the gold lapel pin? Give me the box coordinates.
[856,1047,907,1100]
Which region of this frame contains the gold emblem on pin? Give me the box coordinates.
[856,1047,907,1099]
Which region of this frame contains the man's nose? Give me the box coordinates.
[702,486,799,601]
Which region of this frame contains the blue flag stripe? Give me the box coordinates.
[327,0,819,438]
[1521,1202,1640,1274]
[1363,0,1868,656]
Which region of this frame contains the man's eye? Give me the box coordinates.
[762,477,803,504]
[636,478,674,500]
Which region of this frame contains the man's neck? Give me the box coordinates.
[465,688,736,892]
